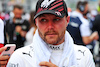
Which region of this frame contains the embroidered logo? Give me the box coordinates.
[49,46,60,50]
[23,51,32,57]
[8,63,19,67]
[41,0,55,8]
[55,11,62,16]
[78,50,86,56]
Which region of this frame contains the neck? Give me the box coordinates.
[48,42,64,51]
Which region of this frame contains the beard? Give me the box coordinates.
[38,29,65,45]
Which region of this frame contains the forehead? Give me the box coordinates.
[38,13,60,18]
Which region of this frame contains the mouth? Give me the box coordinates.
[45,30,58,37]
[46,33,57,35]
[46,33,57,37]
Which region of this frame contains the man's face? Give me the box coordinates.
[35,14,69,45]
[13,8,23,18]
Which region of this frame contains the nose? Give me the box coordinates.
[48,22,54,30]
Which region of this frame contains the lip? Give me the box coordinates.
[46,34,57,37]
[46,33,57,35]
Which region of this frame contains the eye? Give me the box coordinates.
[54,18,60,21]
[39,18,47,22]
[53,18,61,24]
[39,18,48,24]
[41,19,47,22]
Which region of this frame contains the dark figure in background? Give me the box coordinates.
[92,2,100,56]
[92,2,100,66]
[92,3,100,42]
[5,5,30,49]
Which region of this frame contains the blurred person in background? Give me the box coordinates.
[92,2,100,66]
[92,2,100,42]
[67,1,99,52]
[90,9,98,22]
[0,19,9,67]
[0,19,4,48]
[92,2,100,59]
[24,11,37,46]
[0,12,5,20]
[22,12,30,21]
[5,5,30,49]
[85,9,98,31]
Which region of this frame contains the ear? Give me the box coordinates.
[66,16,70,23]
[66,16,70,27]
[35,19,38,26]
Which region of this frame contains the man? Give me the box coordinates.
[5,5,30,49]
[92,3,100,63]
[0,47,10,67]
[7,0,95,67]
[0,19,4,47]
[67,1,98,46]
[92,2,100,42]
[0,19,9,67]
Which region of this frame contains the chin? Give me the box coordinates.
[46,41,57,45]
[44,35,59,44]
[45,38,58,45]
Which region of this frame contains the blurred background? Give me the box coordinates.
[0,0,99,13]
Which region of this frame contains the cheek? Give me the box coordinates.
[38,23,45,30]
[37,23,46,34]
[60,21,67,29]
[36,20,45,29]
[57,23,66,33]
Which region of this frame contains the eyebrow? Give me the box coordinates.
[38,15,60,18]
[38,14,46,18]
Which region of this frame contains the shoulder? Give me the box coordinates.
[80,17,89,25]
[74,45,95,67]
[74,44,93,60]
[7,44,34,67]
[70,11,78,17]
[14,44,34,55]
[10,44,34,60]
[74,44,89,50]
[74,44,93,61]
[74,45,91,53]
[80,18,90,29]
[0,19,4,29]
